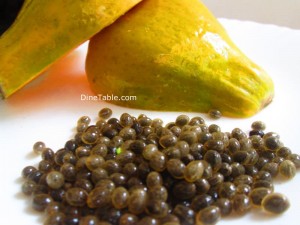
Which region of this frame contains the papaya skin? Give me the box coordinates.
[86,0,274,118]
[0,0,143,98]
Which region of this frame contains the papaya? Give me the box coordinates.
[0,0,143,98]
[85,0,274,118]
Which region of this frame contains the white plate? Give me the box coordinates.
[0,19,300,225]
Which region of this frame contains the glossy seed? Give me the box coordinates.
[191,194,214,211]
[128,188,147,214]
[98,108,112,119]
[251,121,266,131]
[148,185,168,202]
[65,187,88,207]
[287,153,300,168]
[149,151,166,172]
[179,131,197,145]
[184,160,204,182]
[208,109,222,119]
[172,180,196,200]
[46,171,65,189]
[262,193,290,214]
[261,162,279,177]
[232,194,251,215]
[111,187,129,209]
[119,213,139,225]
[159,134,178,148]
[32,193,53,212]
[249,187,272,206]
[87,186,112,208]
[33,141,46,154]
[204,150,222,172]
[279,160,296,179]
[196,205,221,225]
[142,144,158,160]
[120,113,134,127]
[175,115,190,127]
[79,215,99,225]
[218,182,236,199]
[252,180,274,192]
[145,199,169,218]
[146,171,163,188]
[44,212,65,225]
[22,180,36,196]
[214,198,232,217]
[173,204,195,225]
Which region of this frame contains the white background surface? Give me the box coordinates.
[1,2,300,225]
[202,0,300,29]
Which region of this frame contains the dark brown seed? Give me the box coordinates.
[33,141,46,154]
[232,194,251,215]
[262,193,290,214]
[41,148,55,161]
[149,151,166,172]
[79,215,99,225]
[236,184,251,195]
[44,212,65,225]
[208,124,221,133]
[254,170,273,182]
[159,134,178,148]
[230,162,245,178]
[252,180,274,192]
[74,179,94,193]
[146,171,163,188]
[261,162,279,177]
[145,200,169,218]
[233,174,253,186]
[195,205,221,225]
[287,153,300,168]
[22,180,36,196]
[179,131,198,145]
[87,186,112,208]
[98,108,112,119]
[276,146,292,158]
[204,150,222,172]
[208,109,222,119]
[279,160,296,179]
[32,193,53,212]
[191,194,214,211]
[166,159,185,179]
[194,178,211,195]
[128,188,148,214]
[218,182,236,199]
[172,180,196,200]
[22,166,37,179]
[231,128,247,140]
[249,187,272,206]
[204,139,225,152]
[214,198,232,217]
[251,121,266,131]
[111,186,129,209]
[65,187,88,207]
[46,171,65,189]
[119,213,139,225]
[148,185,168,202]
[184,160,204,182]
[175,115,190,127]
[173,204,195,225]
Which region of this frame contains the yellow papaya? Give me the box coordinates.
[86,0,274,117]
[0,0,143,98]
